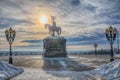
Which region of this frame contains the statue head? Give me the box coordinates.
[51,16,55,22]
[51,16,56,27]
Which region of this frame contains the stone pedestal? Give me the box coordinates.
[43,36,67,58]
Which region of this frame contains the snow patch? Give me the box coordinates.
[94,60,120,80]
[115,54,120,58]
[0,61,23,80]
[59,61,67,68]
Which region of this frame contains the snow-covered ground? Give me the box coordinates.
[0,61,23,80]
[1,55,120,80]
[115,54,120,58]
[12,67,103,80]
[12,60,120,80]
[94,60,120,80]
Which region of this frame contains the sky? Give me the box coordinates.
[0,0,120,51]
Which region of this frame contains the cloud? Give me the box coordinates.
[68,21,87,25]
[0,17,33,29]
[83,3,97,12]
[21,40,42,43]
[0,0,119,51]
[92,21,120,25]
[71,0,80,6]
[67,32,107,46]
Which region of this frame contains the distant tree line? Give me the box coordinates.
[0,51,42,56]
[68,48,120,55]
[0,48,119,56]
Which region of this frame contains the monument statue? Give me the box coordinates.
[43,16,67,58]
[45,24,61,37]
[44,16,61,37]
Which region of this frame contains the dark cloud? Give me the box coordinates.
[97,9,120,20]
[21,40,42,43]
[0,0,22,9]
[67,32,107,46]
[92,21,120,25]
[17,29,47,35]
[92,0,120,25]
[71,0,80,6]
[69,21,87,25]
[0,17,33,29]
[86,5,97,12]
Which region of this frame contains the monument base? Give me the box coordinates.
[43,36,67,58]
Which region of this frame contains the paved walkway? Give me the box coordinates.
[1,55,110,80]
[12,68,103,80]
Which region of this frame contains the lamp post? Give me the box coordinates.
[116,30,119,54]
[105,26,117,62]
[5,28,16,64]
[94,43,98,55]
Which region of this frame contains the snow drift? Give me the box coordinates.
[94,60,120,80]
[0,61,23,80]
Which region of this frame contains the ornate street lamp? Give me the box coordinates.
[116,30,119,54]
[105,26,117,62]
[94,43,98,55]
[5,28,16,64]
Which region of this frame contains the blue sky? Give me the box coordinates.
[0,0,120,51]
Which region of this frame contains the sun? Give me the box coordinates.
[39,15,48,24]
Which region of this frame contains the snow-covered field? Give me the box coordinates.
[0,61,23,80]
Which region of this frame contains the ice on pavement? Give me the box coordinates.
[12,68,103,80]
[12,60,120,80]
[0,61,23,80]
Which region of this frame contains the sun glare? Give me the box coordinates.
[40,15,48,24]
